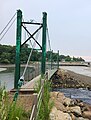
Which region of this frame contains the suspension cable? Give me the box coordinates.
[0,18,16,41]
[46,27,52,70]
[0,13,16,36]
[23,42,36,77]
[13,36,37,101]
[46,27,51,51]
[13,18,41,101]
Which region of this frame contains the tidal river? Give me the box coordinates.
[58,66,91,105]
[0,66,91,104]
[60,66,91,77]
[0,66,35,91]
[0,67,14,91]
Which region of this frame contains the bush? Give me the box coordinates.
[35,79,53,120]
[0,88,30,120]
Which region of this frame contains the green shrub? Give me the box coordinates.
[35,79,53,120]
[0,88,30,120]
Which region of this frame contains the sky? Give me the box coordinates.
[1,0,91,61]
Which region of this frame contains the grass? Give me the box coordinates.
[0,87,30,120]
[0,77,53,120]
[35,78,53,120]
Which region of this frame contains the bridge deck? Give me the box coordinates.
[20,69,57,92]
[21,75,41,90]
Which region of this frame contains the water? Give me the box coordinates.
[1,66,91,104]
[0,68,7,72]
[54,66,91,105]
[60,66,91,77]
[53,88,91,105]
[0,66,36,91]
[0,67,14,91]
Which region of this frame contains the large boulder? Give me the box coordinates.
[69,106,82,117]
[63,97,72,106]
[49,106,57,120]
[70,113,76,120]
[50,92,59,99]
[56,92,66,103]
[56,110,72,120]
[70,114,89,120]
[83,111,91,119]
[50,107,72,120]
[50,92,65,103]
[76,117,89,120]
[54,99,66,111]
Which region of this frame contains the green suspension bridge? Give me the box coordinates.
[0,9,89,120]
[0,9,60,120]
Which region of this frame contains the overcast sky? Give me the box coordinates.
[1,0,91,61]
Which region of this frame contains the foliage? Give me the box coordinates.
[35,79,53,120]
[73,56,85,62]
[65,55,71,62]
[0,44,85,64]
[0,44,15,64]
[34,78,41,93]
[0,87,30,120]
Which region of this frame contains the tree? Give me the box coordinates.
[65,55,71,62]
[0,44,85,64]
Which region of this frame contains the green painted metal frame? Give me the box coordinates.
[21,26,42,47]
[14,10,22,89]
[57,50,59,69]
[15,10,47,88]
[41,12,47,76]
[51,50,53,69]
[22,25,42,49]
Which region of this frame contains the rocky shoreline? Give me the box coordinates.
[50,69,91,120]
[50,92,91,120]
[51,69,91,89]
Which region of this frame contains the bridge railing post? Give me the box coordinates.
[57,50,59,69]
[41,12,47,77]
[51,50,53,69]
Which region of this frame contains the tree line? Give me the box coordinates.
[0,44,85,64]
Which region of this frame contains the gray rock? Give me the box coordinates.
[83,111,91,119]
[63,98,72,107]
[49,107,57,120]
[75,117,89,120]
[54,100,66,112]
[70,106,82,117]
[56,110,72,120]
[69,100,75,106]
[50,107,72,120]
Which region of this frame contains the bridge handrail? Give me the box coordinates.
[30,79,44,120]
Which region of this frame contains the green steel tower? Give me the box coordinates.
[14,10,22,89]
